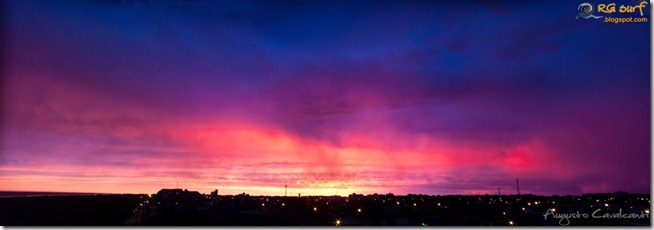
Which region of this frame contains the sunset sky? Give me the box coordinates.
[1,0,650,196]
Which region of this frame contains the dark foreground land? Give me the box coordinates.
[0,193,145,225]
[0,190,650,226]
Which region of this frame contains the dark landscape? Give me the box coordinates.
[0,189,649,226]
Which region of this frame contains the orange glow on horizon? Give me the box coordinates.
[0,123,564,195]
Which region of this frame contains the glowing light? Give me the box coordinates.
[521,207,525,211]
[437,203,441,206]
[261,203,265,207]
[396,201,400,205]
[336,219,341,226]
[604,203,608,207]
[527,202,531,206]
[551,208,556,212]
[414,203,417,207]
[313,207,317,212]
[645,209,650,214]
[357,208,361,213]
[282,203,285,207]
[509,221,514,225]
[502,212,506,215]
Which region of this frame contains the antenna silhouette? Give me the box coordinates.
[516,179,520,195]
[285,185,287,197]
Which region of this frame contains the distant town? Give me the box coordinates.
[0,189,650,226]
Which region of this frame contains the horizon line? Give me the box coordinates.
[0,189,648,197]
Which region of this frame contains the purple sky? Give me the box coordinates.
[0,0,650,195]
